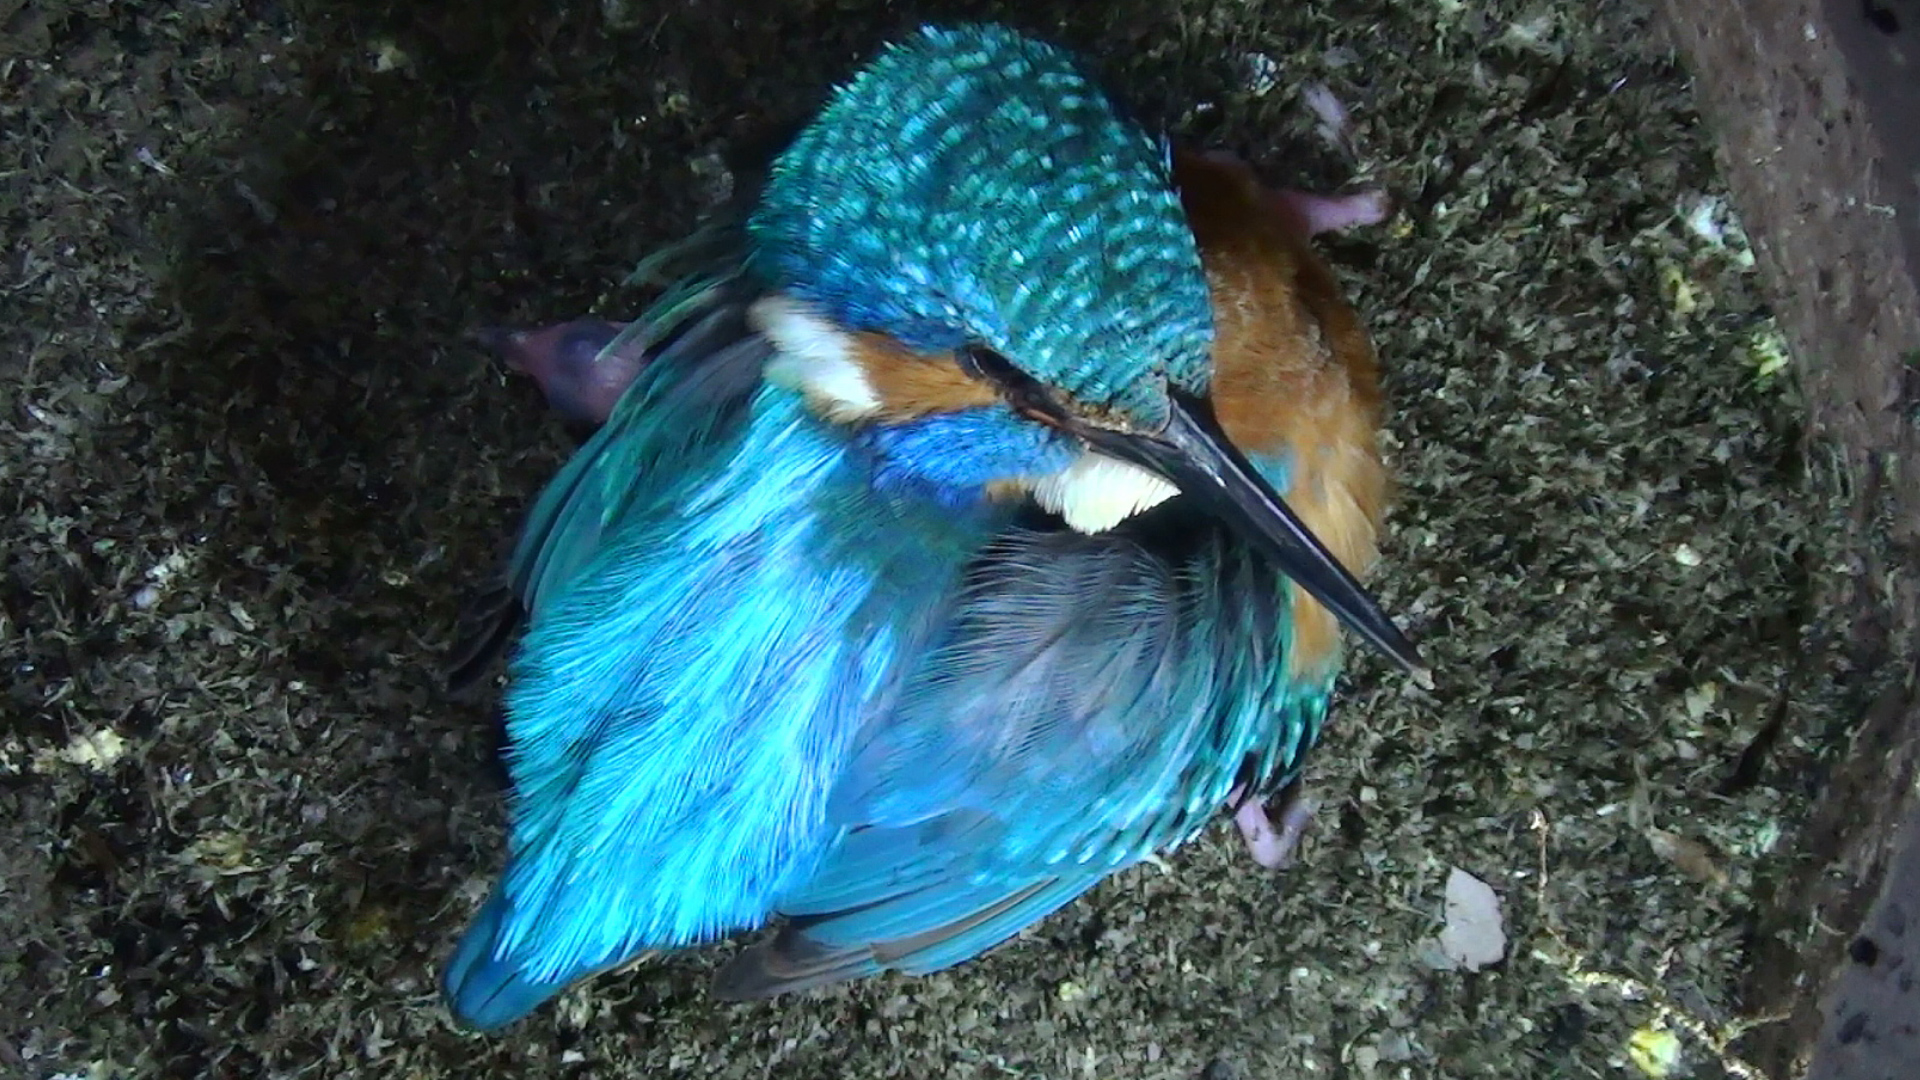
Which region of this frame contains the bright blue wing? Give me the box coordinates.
[713,510,1336,998]
[443,291,1006,1029]
[442,296,758,694]
[505,301,761,616]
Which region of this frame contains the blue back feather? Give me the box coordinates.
[720,519,1330,991]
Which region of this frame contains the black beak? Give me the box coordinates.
[959,345,1426,679]
[1083,393,1425,679]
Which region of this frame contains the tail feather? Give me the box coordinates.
[443,889,576,1031]
[443,887,651,1030]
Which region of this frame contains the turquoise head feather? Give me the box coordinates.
[747,22,1215,429]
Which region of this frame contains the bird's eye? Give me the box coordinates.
[955,343,995,382]
[959,343,1029,388]
[961,344,1072,428]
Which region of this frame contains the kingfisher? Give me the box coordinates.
[442,22,1424,1031]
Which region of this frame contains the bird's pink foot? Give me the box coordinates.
[1269,188,1392,237]
[474,318,639,428]
[1228,781,1319,870]
[1198,148,1391,240]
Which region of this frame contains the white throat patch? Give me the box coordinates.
[1031,452,1180,534]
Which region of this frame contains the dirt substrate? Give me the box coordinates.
[1656,1,1920,1078]
[0,1,1892,1077]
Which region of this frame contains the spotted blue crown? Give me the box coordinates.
[748,22,1215,427]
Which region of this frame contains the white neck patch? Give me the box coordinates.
[750,295,881,422]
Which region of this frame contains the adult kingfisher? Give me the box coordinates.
[442,21,1425,1031]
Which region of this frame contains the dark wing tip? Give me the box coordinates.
[710,925,876,1001]
[444,579,522,696]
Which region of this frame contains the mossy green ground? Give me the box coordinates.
[0,1,1859,1077]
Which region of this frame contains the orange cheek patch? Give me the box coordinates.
[849,333,1002,418]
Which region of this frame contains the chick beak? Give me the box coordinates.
[1074,391,1427,679]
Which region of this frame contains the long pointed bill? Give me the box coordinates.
[1077,393,1427,679]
